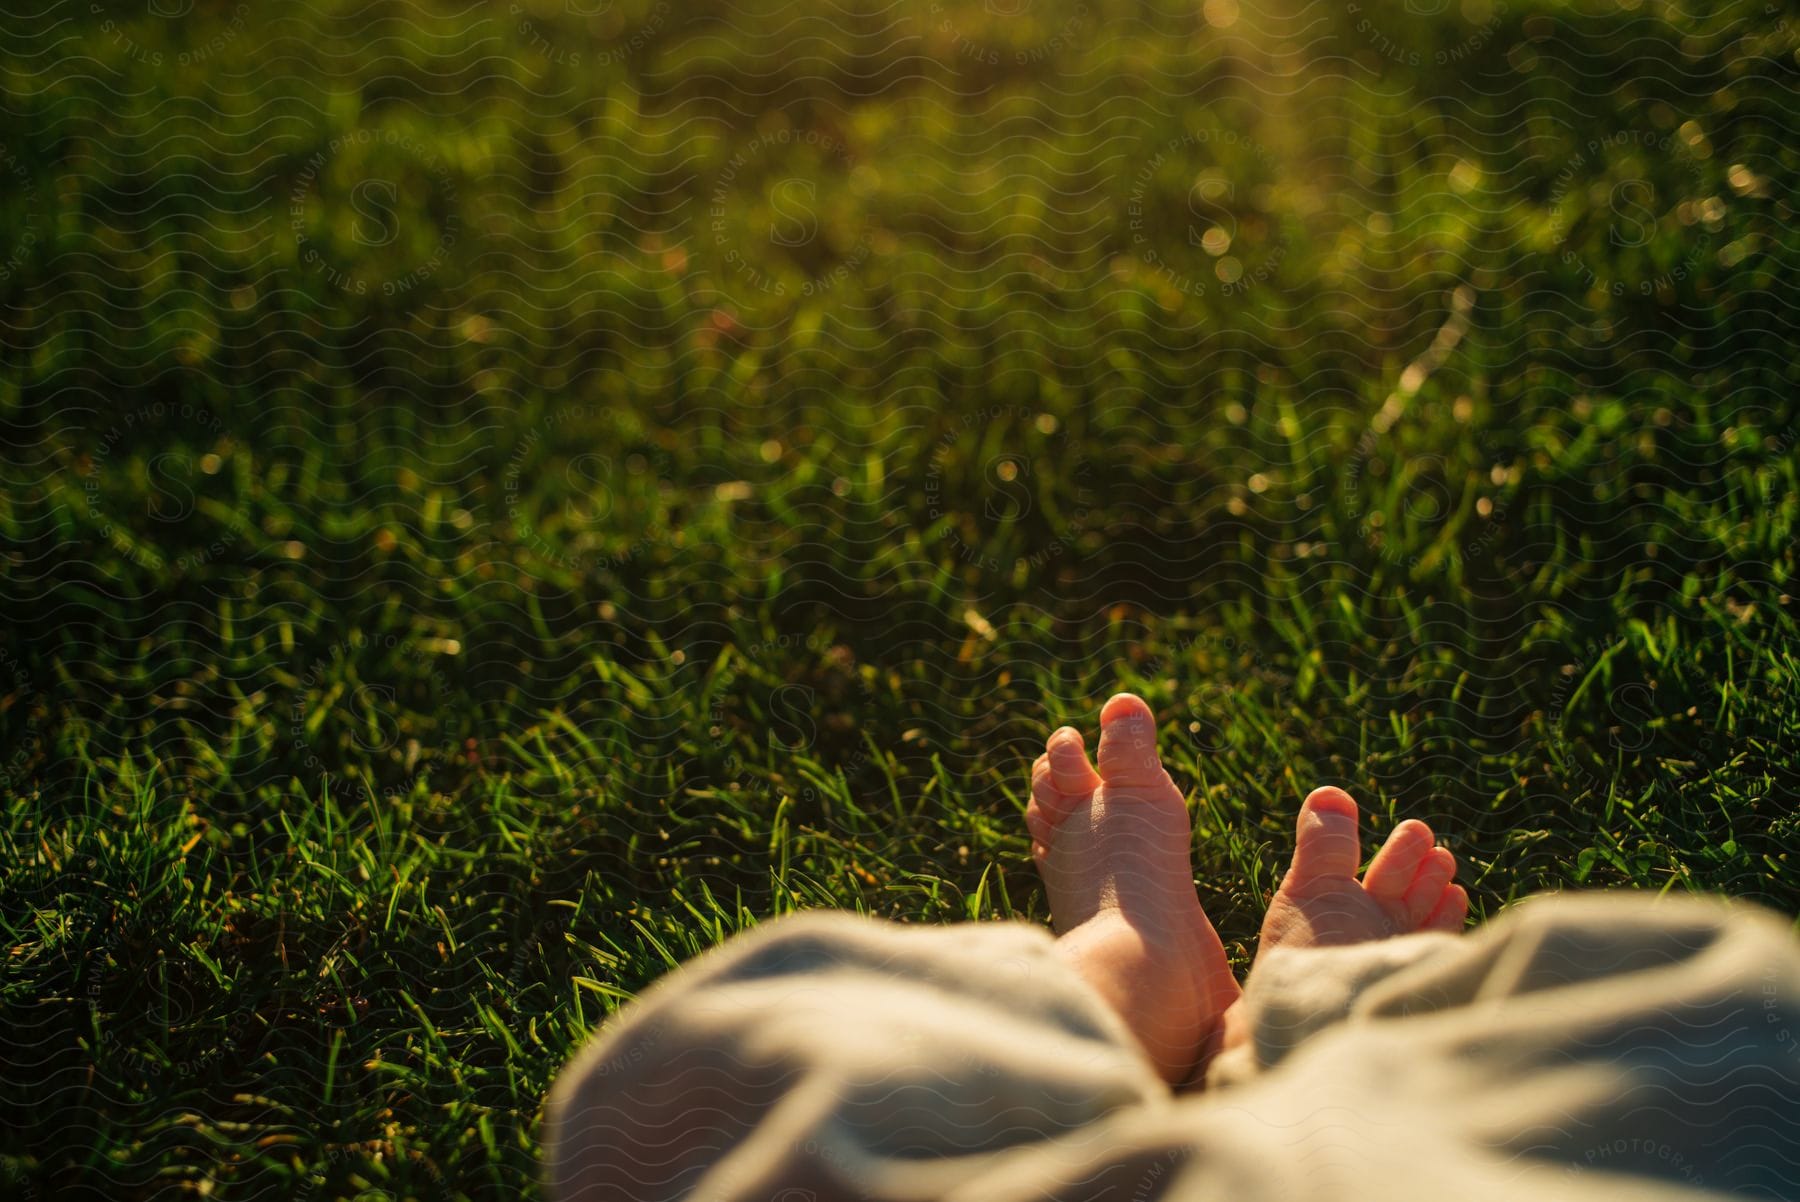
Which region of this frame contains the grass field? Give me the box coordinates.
[3,0,1800,1196]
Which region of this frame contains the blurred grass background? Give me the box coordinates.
[3,0,1800,1196]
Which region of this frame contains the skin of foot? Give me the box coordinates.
[1257,785,1469,952]
[1031,696,1469,1085]
[1028,693,1242,1085]
[1217,784,1468,1054]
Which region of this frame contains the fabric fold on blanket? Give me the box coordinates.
[546,893,1800,1202]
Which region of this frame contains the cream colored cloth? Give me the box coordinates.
[546,894,1800,1201]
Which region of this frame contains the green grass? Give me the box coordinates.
[4,0,1800,1196]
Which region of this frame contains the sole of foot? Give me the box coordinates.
[1028,693,1242,1085]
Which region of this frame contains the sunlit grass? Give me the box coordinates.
[2,0,1798,1196]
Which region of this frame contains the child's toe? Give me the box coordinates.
[1362,819,1434,903]
[1399,847,1457,928]
[1423,883,1469,933]
[1046,726,1101,794]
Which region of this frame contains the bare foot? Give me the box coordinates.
[1208,785,1469,1057]
[1028,694,1241,1085]
[1259,785,1469,952]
